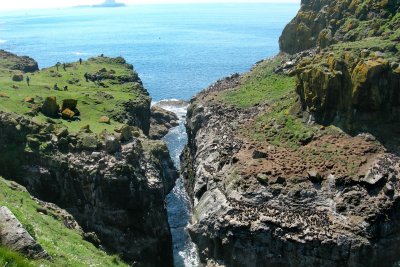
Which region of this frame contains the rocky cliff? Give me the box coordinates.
[280,0,400,129]
[279,0,400,54]
[181,1,400,266]
[0,52,178,266]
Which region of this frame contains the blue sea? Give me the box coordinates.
[0,4,299,267]
[0,4,298,101]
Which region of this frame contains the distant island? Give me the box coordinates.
[93,0,126,8]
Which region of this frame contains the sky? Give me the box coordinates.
[0,0,300,11]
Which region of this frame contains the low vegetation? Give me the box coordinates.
[221,56,295,108]
[0,177,127,267]
[0,246,34,267]
[0,56,147,133]
[243,94,317,149]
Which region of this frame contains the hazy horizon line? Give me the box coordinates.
[0,1,300,12]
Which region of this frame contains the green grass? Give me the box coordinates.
[0,177,128,267]
[0,56,148,133]
[0,247,34,267]
[242,94,316,148]
[221,57,296,108]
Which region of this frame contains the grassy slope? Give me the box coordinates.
[0,57,145,133]
[221,56,295,108]
[0,247,34,267]
[0,177,127,267]
[220,56,318,148]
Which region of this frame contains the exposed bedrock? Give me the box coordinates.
[0,206,49,259]
[279,0,400,54]
[0,110,178,266]
[0,50,39,73]
[181,76,400,266]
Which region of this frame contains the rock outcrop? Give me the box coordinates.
[0,53,179,266]
[283,0,400,130]
[182,78,400,267]
[279,0,400,54]
[41,96,60,118]
[0,50,39,73]
[149,105,179,140]
[0,110,178,266]
[181,1,400,266]
[295,44,400,130]
[0,206,48,259]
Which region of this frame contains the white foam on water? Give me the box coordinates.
[0,40,7,44]
[161,99,200,267]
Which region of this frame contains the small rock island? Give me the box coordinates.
[93,0,126,8]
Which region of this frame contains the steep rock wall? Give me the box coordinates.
[279,0,400,54]
[182,82,400,266]
[0,111,177,266]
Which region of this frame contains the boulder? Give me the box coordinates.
[24,97,34,103]
[307,170,323,183]
[0,206,48,259]
[104,135,121,153]
[115,125,132,142]
[252,150,268,159]
[83,232,101,248]
[12,73,23,82]
[79,133,98,150]
[61,108,75,120]
[80,125,92,133]
[149,106,179,139]
[61,99,78,112]
[41,96,59,118]
[55,127,69,138]
[99,116,111,124]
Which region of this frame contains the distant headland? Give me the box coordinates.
[93,0,126,8]
[75,0,126,8]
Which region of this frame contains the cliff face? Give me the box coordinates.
[0,53,178,266]
[0,50,39,73]
[279,0,400,54]
[181,1,400,266]
[0,112,177,266]
[182,76,400,267]
[279,0,400,129]
[295,43,400,129]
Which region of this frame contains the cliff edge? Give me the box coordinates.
[0,52,177,266]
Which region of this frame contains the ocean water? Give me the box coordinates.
[0,4,298,101]
[0,4,299,267]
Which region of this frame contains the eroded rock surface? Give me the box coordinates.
[0,206,48,259]
[182,77,400,266]
[279,0,400,54]
[0,50,39,73]
[149,105,179,139]
[0,110,177,266]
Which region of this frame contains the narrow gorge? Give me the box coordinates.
[0,0,399,266]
